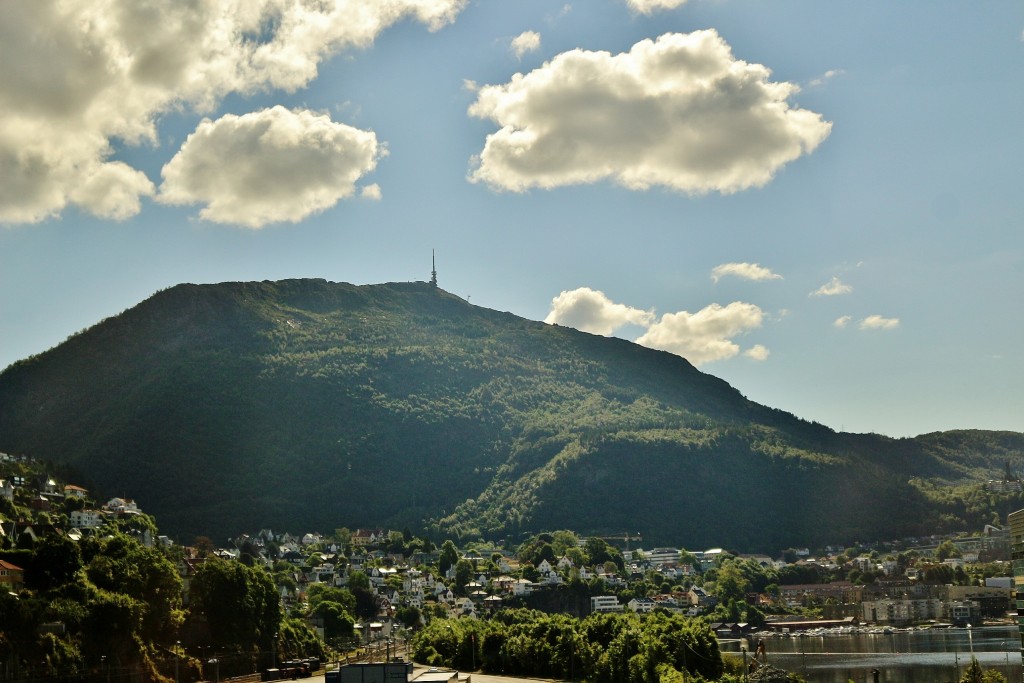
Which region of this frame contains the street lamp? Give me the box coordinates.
[175,641,181,683]
[967,624,974,658]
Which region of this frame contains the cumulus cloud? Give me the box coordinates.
[544,287,654,335]
[0,0,465,225]
[511,31,541,59]
[635,301,765,365]
[158,107,383,228]
[811,276,853,297]
[361,183,383,200]
[468,30,831,194]
[833,315,852,329]
[546,287,768,365]
[625,0,690,13]
[859,315,900,331]
[711,262,782,283]
[744,344,770,361]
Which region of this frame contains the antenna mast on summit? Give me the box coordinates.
[430,249,438,287]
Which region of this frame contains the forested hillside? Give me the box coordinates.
[0,279,1022,550]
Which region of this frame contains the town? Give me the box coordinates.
[1,451,1020,683]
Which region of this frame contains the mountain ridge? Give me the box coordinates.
[1,279,1022,550]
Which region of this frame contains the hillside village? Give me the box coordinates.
[1,450,1016,650]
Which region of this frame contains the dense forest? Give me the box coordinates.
[1,279,1022,549]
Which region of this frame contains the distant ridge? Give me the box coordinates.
[1,279,1022,550]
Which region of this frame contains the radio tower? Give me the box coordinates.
[430,249,438,288]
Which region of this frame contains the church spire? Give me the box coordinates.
[430,249,438,287]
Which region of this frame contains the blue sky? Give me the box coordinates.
[1,0,1022,438]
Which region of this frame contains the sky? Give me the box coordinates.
[1,0,1022,439]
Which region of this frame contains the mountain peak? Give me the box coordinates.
[1,279,1021,550]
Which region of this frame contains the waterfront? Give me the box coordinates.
[720,625,1021,683]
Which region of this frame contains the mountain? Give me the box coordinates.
[1,279,1022,551]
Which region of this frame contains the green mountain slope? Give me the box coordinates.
[0,279,1021,550]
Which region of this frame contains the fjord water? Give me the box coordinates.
[720,625,1021,683]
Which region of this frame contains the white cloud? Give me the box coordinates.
[361,183,383,201]
[809,69,845,88]
[544,287,654,335]
[158,107,383,228]
[744,344,770,361]
[0,0,465,225]
[811,276,853,297]
[711,262,782,283]
[635,301,764,365]
[511,31,541,59]
[625,0,690,13]
[859,315,900,331]
[833,315,852,329]
[468,30,831,194]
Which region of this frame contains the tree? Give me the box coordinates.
[84,534,183,643]
[80,589,148,658]
[28,533,82,591]
[550,530,580,557]
[193,536,216,557]
[439,540,459,576]
[311,601,355,639]
[307,584,356,615]
[188,557,281,650]
[961,657,984,683]
[455,559,474,592]
[387,530,406,554]
[936,541,962,561]
[396,605,422,629]
[715,563,751,604]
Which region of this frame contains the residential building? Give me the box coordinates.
[69,509,104,529]
[628,597,656,613]
[945,585,1012,618]
[646,548,681,566]
[780,581,863,607]
[694,549,725,571]
[945,601,979,626]
[63,485,88,500]
[352,529,387,547]
[0,560,24,589]
[102,498,140,514]
[688,586,717,610]
[591,595,622,613]
[862,598,942,626]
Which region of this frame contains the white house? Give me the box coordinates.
[69,509,104,529]
[63,485,89,500]
[591,595,622,613]
[102,497,140,514]
[628,598,656,614]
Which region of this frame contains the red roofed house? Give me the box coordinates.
[0,560,24,590]
[63,485,89,500]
